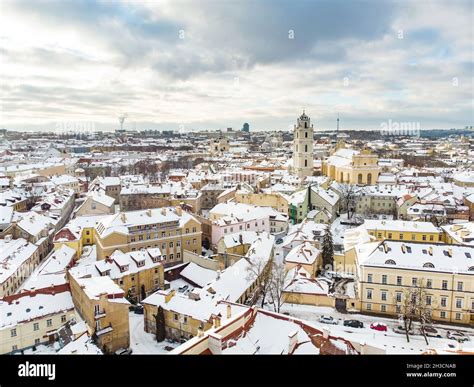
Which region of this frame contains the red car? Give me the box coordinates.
[370,322,388,332]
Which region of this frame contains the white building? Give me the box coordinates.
[292,111,314,179]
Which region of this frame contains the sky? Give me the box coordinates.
[0,0,472,132]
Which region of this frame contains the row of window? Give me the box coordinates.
[10,315,67,337]
[365,289,467,309]
[367,274,464,291]
[223,221,265,234]
[365,303,464,320]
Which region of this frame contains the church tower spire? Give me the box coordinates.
[292,110,314,179]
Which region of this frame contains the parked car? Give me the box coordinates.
[319,315,338,325]
[423,326,442,338]
[370,322,388,332]
[343,320,364,328]
[393,325,414,335]
[275,238,283,245]
[447,330,470,342]
[115,348,133,355]
[134,304,144,315]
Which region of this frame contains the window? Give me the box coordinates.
[396,305,401,313]
[173,313,178,321]
[35,338,40,345]
[382,275,387,285]
[12,345,18,351]
[10,329,16,337]
[381,291,387,301]
[426,279,432,288]
[396,292,402,302]
[456,299,463,309]
[33,322,39,331]
[366,289,372,299]
[366,303,372,311]
[457,282,463,291]
[412,277,417,286]
[442,280,448,290]
[183,316,188,325]
[193,238,196,245]
[440,297,447,308]
[440,311,446,319]
[61,315,66,323]
[396,276,402,286]
[455,313,462,321]
[381,304,387,312]
[367,274,372,283]
[47,319,52,327]
[399,234,403,239]
[426,295,432,305]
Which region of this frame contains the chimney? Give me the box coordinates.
[146,209,152,217]
[197,328,204,338]
[208,332,222,355]
[120,213,126,223]
[428,246,433,255]
[175,206,182,216]
[161,208,166,216]
[226,304,232,319]
[216,270,221,280]
[164,289,175,303]
[213,315,221,328]
[288,330,298,354]
[322,327,330,339]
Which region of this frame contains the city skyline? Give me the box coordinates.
[0,0,472,132]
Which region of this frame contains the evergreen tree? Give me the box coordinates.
[322,225,334,271]
[154,306,166,342]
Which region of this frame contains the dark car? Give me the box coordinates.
[134,304,144,314]
[343,320,364,328]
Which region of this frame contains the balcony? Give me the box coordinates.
[94,309,107,320]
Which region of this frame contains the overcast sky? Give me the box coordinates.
[0,0,472,132]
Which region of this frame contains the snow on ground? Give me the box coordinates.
[279,303,474,354]
[129,312,177,354]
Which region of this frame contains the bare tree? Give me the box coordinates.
[336,184,361,219]
[268,262,288,313]
[246,258,273,308]
[398,279,433,344]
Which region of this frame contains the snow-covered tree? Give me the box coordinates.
[154,305,166,342]
[322,225,334,271]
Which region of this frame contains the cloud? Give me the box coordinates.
[0,0,472,130]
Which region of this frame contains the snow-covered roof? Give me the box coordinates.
[0,238,39,284]
[285,242,320,265]
[20,245,75,291]
[363,219,441,234]
[74,276,127,300]
[356,240,474,274]
[180,262,217,288]
[0,290,74,328]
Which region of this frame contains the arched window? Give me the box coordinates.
[305,159,308,167]
[367,173,372,185]
[423,262,435,268]
[296,145,298,152]
[358,174,363,184]
[305,144,308,152]
[385,259,396,265]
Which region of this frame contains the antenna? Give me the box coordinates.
[336,114,340,138]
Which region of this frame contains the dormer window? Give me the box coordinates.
[120,265,129,273]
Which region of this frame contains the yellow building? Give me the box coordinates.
[322,142,380,185]
[354,240,474,325]
[142,289,215,341]
[94,207,202,263]
[68,247,165,302]
[234,191,289,215]
[68,274,130,353]
[0,285,76,354]
[363,219,443,243]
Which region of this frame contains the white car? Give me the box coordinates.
[447,331,470,342]
[319,315,338,325]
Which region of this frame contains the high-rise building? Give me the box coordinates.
[292,111,314,178]
[242,123,250,132]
